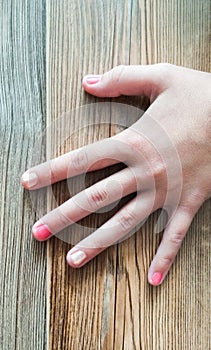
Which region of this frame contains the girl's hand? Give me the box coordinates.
[21,64,211,286]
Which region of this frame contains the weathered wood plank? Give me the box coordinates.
[0,1,46,349]
[47,1,210,349]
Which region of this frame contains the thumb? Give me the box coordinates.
[82,64,174,101]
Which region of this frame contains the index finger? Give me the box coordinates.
[21,137,133,190]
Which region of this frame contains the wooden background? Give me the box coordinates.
[0,1,47,349]
[0,0,210,349]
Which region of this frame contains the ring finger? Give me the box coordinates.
[66,190,158,267]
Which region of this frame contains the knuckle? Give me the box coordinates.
[108,65,126,85]
[126,133,148,159]
[179,190,204,217]
[127,136,167,179]
[152,161,166,182]
[156,62,175,72]
[58,208,73,226]
[127,135,145,153]
[87,187,108,209]
[144,159,167,189]
[154,63,176,85]
[50,160,60,183]
[188,191,205,207]
[169,231,184,246]
[179,203,195,216]
[118,209,138,231]
[71,148,88,173]
[158,255,173,267]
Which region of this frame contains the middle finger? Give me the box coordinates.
[32,166,153,240]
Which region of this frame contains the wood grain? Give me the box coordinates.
[45,0,211,349]
[0,0,46,349]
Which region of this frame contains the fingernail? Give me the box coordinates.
[67,250,87,266]
[150,272,163,285]
[85,75,101,84]
[32,223,52,240]
[21,171,38,188]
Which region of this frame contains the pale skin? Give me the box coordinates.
[21,64,211,286]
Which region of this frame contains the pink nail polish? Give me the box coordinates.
[67,250,87,266]
[32,223,51,240]
[151,272,162,285]
[85,75,101,84]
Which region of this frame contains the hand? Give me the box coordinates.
[21,64,211,286]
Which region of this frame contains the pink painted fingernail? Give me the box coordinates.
[32,223,52,241]
[85,75,101,84]
[67,250,87,266]
[151,272,163,285]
